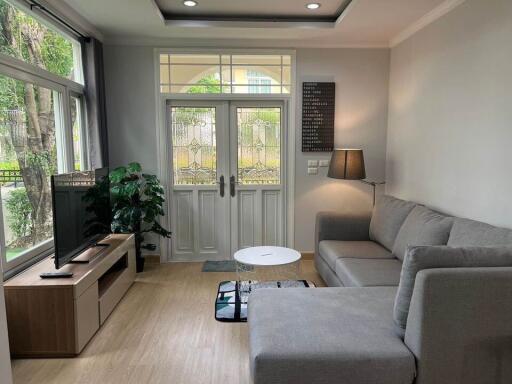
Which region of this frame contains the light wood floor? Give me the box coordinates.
[12,260,325,384]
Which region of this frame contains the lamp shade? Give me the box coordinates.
[327,149,366,180]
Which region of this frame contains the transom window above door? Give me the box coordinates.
[159,53,292,94]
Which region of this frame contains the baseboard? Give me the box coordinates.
[144,254,311,263]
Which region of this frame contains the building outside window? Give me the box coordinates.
[247,70,272,94]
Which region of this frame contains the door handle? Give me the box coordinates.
[230,175,236,197]
[218,175,225,197]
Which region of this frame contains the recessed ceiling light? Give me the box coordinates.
[306,3,321,10]
[183,0,197,7]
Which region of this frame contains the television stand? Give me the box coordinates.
[4,234,135,357]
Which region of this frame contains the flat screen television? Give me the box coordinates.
[51,168,111,269]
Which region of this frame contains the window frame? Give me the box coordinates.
[159,49,293,95]
[70,91,89,171]
[0,1,87,277]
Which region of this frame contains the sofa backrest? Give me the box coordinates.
[448,218,512,247]
[369,195,416,251]
[392,206,454,261]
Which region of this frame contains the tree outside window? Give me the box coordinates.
[0,0,76,261]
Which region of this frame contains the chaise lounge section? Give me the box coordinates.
[248,195,512,384]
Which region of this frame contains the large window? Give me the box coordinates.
[0,0,83,83]
[0,0,87,273]
[0,75,61,261]
[160,53,292,94]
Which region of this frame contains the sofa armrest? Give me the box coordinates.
[404,267,512,384]
[315,211,371,255]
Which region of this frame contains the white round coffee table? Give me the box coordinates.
[234,246,301,267]
[234,246,302,296]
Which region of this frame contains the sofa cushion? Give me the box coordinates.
[249,287,416,384]
[394,245,512,330]
[335,258,402,287]
[448,218,512,247]
[369,195,416,251]
[319,240,393,270]
[392,206,454,261]
[315,255,344,287]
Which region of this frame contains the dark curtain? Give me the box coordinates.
[81,37,109,169]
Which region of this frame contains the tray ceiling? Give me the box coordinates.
[59,0,454,47]
[155,0,351,22]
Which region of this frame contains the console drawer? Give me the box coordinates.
[98,267,134,324]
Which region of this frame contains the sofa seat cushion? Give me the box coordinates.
[249,287,416,384]
[448,218,512,247]
[319,240,393,270]
[335,258,403,287]
[392,206,454,261]
[370,195,417,251]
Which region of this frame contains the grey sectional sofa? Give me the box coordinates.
[248,195,512,384]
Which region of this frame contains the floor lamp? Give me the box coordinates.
[327,149,385,206]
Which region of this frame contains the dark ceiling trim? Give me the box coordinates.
[162,14,339,23]
[155,0,353,26]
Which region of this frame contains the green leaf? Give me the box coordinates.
[109,162,171,239]
[127,162,142,173]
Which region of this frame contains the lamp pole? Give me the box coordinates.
[359,180,386,206]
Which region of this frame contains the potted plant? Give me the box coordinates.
[109,162,171,272]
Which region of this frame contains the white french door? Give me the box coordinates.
[169,100,285,261]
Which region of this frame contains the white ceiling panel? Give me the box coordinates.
[57,0,453,47]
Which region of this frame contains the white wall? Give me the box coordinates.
[105,46,158,174]
[104,47,390,253]
[386,0,512,227]
[294,49,389,251]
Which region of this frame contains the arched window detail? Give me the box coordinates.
[159,53,291,94]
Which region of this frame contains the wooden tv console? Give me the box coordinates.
[4,234,135,358]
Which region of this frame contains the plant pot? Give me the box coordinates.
[135,233,145,273]
[136,254,145,273]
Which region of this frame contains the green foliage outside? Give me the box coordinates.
[187,75,221,94]
[0,160,18,170]
[4,187,32,242]
[0,0,75,253]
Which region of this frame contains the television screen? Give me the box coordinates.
[51,168,111,269]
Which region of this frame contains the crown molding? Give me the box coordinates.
[389,0,466,47]
[103,36,389,49]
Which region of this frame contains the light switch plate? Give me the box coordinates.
[307,160,319,167]
[319,159,330,167]
[307,167,318,175]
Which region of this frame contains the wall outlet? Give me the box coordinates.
[307,167,318,175]
[307,160,319,167]
[319,159,330,167]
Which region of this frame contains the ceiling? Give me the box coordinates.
[57,0,451,47]
[155,0,350,20]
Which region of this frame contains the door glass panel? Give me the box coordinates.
[237,107,281,185]
[171,107,217,185]
[0,75,61,261]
